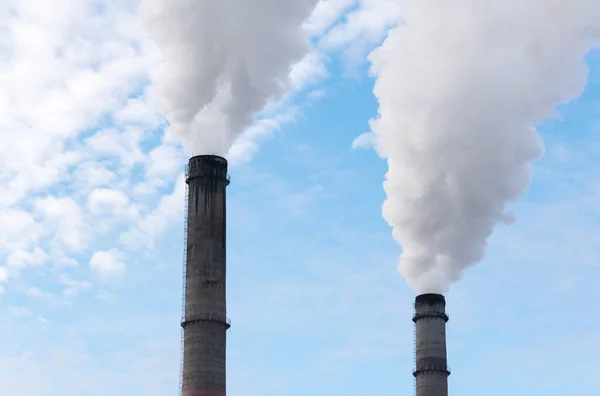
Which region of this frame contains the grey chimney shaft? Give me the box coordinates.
[182,155,231,396]
[413,293,450,396]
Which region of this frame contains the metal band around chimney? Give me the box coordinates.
[181,313,232,329]
[413,311,449,322]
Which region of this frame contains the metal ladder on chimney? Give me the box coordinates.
[413,325,417,396]
[178,184,189,396]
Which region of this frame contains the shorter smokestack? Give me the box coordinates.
[413,293,450,396]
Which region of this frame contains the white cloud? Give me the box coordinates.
[137,174,185,238]
[0,0,178,294]
[129,144,184,197]
[119,228,154,252]
[120,174,186,250]
[229,108,301,165]
[24,287,50,298]
[8,307,38,320]
[87,188,130,216]
[289,51,330,90]
[308,89,328,100]
[146,145,183,179]
[304,0,356,37]
[89,249,126,280]
[6,247,47,271]
[34,196,86,253]
[72,162,118,191]
[52,256,80,269]
[318,0,400,54]
[112,87,164,127]
[83,127,147,168]
[59,275,91,297]
[0,0,159,202]
[351,131,377,150]
[0,208,40,252]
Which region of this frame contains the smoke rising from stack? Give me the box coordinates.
[368,1,600,294]
[139,0,319,156]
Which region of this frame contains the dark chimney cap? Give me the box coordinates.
[189,154,227,163]
[415,293,446,306]
[186,155,230,184]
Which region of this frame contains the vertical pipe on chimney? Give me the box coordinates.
[182,155,231,396]
[413,293,450,396]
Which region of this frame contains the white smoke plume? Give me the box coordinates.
[369,1,600,294]
[139,0,319,155]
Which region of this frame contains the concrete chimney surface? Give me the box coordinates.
[182,155,230,396]
[413,293,449,396]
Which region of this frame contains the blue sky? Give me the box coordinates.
[1,1,600,395]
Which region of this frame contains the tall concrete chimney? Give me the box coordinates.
[413,293,450,396]
[181,155,231,396]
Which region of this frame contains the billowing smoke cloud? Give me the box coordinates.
[369,1,600,294]
[139,0,318,155]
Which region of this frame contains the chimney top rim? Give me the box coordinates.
[415,293,446,305]
[189,154,228,162]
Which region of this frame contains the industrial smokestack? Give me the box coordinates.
[181,155,230,396]
[413,293,450,396]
